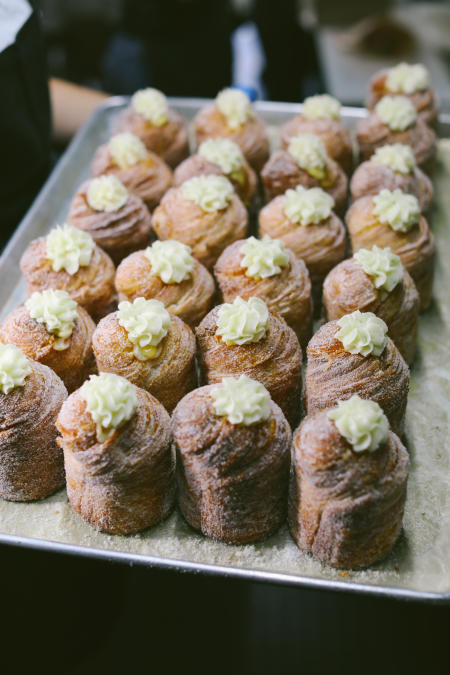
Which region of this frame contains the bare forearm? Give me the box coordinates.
[49,78,109,142]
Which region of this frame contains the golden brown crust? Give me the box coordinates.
[196,307,302,427]
[350,160,433,212]
[260,150,348,215]
[214,241,313,349]
[115,250,215,329]
[0,360,67,501]
[91,145,173,211]
[365,70,439,127]
[113,106,189,168]
[92,312,196,414]
[345,195,435,309]
[20,237,116,323]
[193,102,270,171]
[68,179,152,265]
[173,153,257,206]
[172,384,291,544]
[57,387,174,534]
[258,195,347,308]
[151,186,248,271]
[323,258,420,364]
[0,304,96,393]
[288,410,409,568]
[305,321,410,436]
[356,112,436,170]
[279,115,354,175]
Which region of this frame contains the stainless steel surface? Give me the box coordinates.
[0,97,449,603]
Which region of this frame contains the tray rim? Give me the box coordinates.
[1,96,449,604]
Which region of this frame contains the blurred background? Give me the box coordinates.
[36,0,450,107]
[2,1,450,673]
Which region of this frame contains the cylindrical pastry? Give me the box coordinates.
[280,94,353,174]
[0,290,96,393]
[194,88,270,171]
[305,311,410,436]
[173,376,292,544]
[350,143,433,212]
[258,185,346,309]
[346,190,435,309]
[57,373,174,534]
[323,246,420,364]
[151,174,248,271]
[0,344,67,501]
[196,297,302,427]
[214,236,313,349]
[68,175,152,265]
[365,62,438,127]
[20,224,116,322]
[92,297,196,414]
[115,240,215,329]
[356,95,436,170]
[261,134,348,214]
[91,132,173,211]
[173,137,257,206]
[289,397,409,569]
[113,88,189,168]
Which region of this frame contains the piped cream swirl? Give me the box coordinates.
[118,297,170,361]
[0,344,32,394]
[287,133,328,179]
[373,188,420,232]
[240,236,289,280]
[198,138,245,179]
[131,88,168,126]
[108,132,148,168]
[372,144,416,174]
[86,175,129,212]
[354,245,403,293]
[26,289,78,349]
[216,88,253,129]
[216,296,269,346]
[46,223,95,275]
[211,375,271,426]
[80,372,138,442]
[327,395,389,453]
[303,94,341,120]
[181,174,234,212]
[375,95,417,131]
[283,185,334,225]
[385,62,429,95]
[336,310,388,357]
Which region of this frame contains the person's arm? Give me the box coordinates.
[49,78,109,143]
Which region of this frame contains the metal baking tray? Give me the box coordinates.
[1,97,449,603]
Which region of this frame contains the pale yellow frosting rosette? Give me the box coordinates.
[118,297,170,361]
[80,372,138,442]
[375,96,417,131]
[385,63,429,95]
[240,236,289,280]
[25,289,78,350]
[327,395,389,453]
[0,343,32,394]
[131,88,169,126]
[303,94,341,121]
[86,175,129,212]
[336,310,388,357]
[216,88,253,129]
[372,144,416,175]
[283,185,335,225]
[181,174,234,212]
[145,240,195,284]
[46,223,95,275]
[216,296,269,346]
[354,245,403,293]
[211,375,271,425]
[287,133,328,180]
[373,188,420,232]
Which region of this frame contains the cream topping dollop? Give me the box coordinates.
[0,344,32,395]
[80,372,138,443]
[336,310,388,357]
[385,62,430,95]
[145,240,195,284]
[327,395,389,453]
[288,133,328,179]
[181,174,234,212]
[354,245,403,293]
[198,138,245,179]
[86,175,129,212]
[375,95,417,131]
[216,88,253,129]
[372,188,420,232]
[372,143,416,174]
[26,289,78,350]
[131,87,168,126]
[108,132,148,169]
[283,184,334,225]
[118,297,170,361]
[46,223,95,275]
[216,296,269,346]
[240,235,289,280]
[211,375,271,426]
[303,94,341,121]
